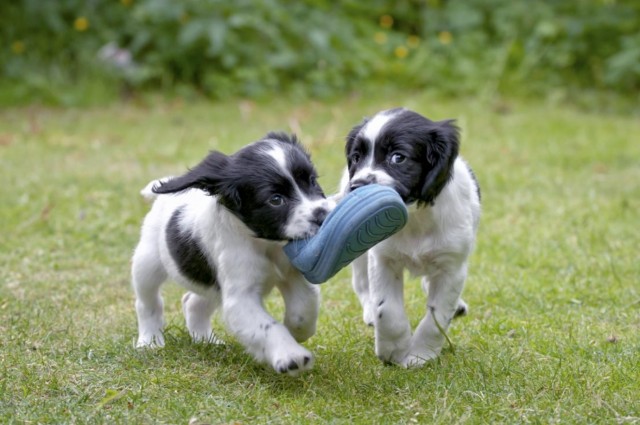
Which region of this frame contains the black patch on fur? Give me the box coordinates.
[166,207,218,287]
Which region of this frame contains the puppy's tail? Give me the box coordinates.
[140,177,174,202]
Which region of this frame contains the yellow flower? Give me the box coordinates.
[438,31,452,45]
[121,0,132,6]
[394,46,409,59]
[11,41,25,54]
[407,35,420,48]
[379,15,393,29]
[74,17,89,32]
[374,32,387,45]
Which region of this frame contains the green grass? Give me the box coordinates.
[1,93,639,424]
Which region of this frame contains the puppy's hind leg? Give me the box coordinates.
[352,254,375,326]
[370,256,412,365]
[182,289,223,344]
[132,241,168,348]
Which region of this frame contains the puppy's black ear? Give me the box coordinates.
[345,119,367,148]
[265,131,300,146]
[418,120,460,206]
[345,118,368,164]
[152,152,240,206]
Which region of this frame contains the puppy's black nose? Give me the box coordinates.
[349,175,376,191]
[312,207,328,226]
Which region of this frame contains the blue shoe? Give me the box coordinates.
[284,184,408,284]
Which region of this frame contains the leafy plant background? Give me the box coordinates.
[1,0,639,104]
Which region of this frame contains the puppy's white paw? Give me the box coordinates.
[270,345,314,376]
[190,331,224,345]
[375,332,411,365]
[136,332,165,348]
[400,348,439,368]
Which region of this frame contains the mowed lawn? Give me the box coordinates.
[1,93,638,424]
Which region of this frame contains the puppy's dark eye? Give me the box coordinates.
[268,194,285,207]
[350,153,361,165]
[310,175,318,188]
[390,153,406,164]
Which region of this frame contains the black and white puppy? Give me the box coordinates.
[131,132,332,375]
[340,108,481,367]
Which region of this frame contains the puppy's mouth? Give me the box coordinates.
[284,213,328,241]
[286,225,319,242]
[349,181,413,205]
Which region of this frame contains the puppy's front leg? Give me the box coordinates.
[369,254,412,364]
[403,264,467,367]
[222,286,313,376]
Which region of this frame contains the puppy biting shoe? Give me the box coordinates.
[284,184,408,284]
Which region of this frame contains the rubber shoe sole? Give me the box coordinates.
[284,184,408,284]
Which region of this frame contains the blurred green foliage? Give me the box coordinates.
[1,0,639,104]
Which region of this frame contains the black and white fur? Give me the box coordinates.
[339,108,481,367]
[131,133,332,375]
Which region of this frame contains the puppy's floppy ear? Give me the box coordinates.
[266,131,300,147]
[418,119,460,206]
[345,119,367,149]
[345,118,368,165]
[152,151,241,207]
